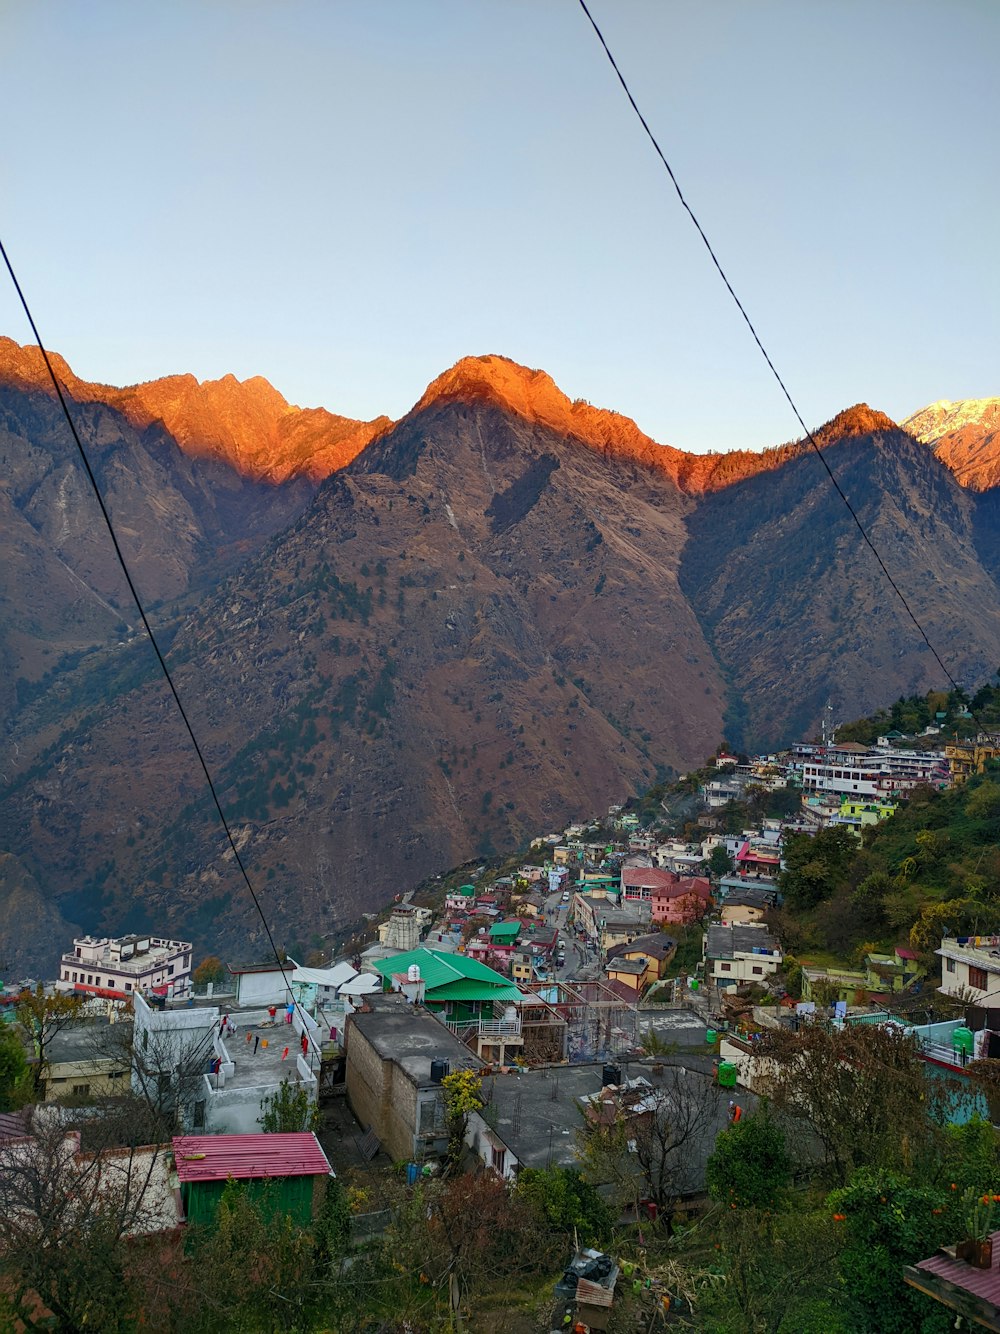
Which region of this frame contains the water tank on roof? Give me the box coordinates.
[503,1005,517,1025]
[953,1026,974,1056]
[717,1061,738,1089]
[407,964,421,983]
[602,1063,622,1088]
[430,1058,450,1084]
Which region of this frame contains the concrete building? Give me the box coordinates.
[41,1018,131,1104]
[344,993,482,1162]
[937,935,1000,1005]
[465,1058,737,1188]
[56,935,192,1000]
[132,993,318,1135]
[704,924,782,990]
[226,962,295,1008]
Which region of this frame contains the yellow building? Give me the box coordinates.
[946,735,1000,784]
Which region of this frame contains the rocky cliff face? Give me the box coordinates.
[903,398,1000,491]
[3,341,1000,972]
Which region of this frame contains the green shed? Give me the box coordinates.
[173,1132,333,1228]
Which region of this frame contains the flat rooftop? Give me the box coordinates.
[348,996,482,1087]
[481,1056,742,1184]
[217,1010,316,1091]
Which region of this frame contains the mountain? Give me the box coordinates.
[4,344,1000,973]
[1,367,728,963]
[681,405,1000,745]
[0,338,391,483]
[903,398,1000,491]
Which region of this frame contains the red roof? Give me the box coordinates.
[652,877,712,901]
[896,947,919,960]
[172,1133,331,1183]
[621,868,678,890]
[911,1228,1000,1308]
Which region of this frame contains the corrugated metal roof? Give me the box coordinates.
[172,1133,332,1183]
[914,1232,1000,1299]
[431,978,523,1003]
[371,947,515,993]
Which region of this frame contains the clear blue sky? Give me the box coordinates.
[1,1,996,453]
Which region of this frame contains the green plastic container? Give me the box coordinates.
[952,1026,974,1055]
[718,1061,738,1088]
[706,1028,718,1044]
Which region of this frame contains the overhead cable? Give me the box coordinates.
[577,0,970,705]
[0,236,309,1025]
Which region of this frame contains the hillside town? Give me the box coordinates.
[5,715,1000,1328]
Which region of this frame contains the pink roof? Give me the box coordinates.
[621,868,678,890]
[896,947,918,960]
[653,878,712,901]
[172,1133,331,1183]
[913,1229,1000,1307]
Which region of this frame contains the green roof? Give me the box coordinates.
[489,922,520,942]
[429,978,523,1003]
[371,947,517,997]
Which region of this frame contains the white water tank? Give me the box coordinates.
[503,1005,517,1025]
[407,964,421,983]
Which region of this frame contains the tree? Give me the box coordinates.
[514,1166,613,1245]
[14,987,85,1097]
[699,1206,847,1334]
[259,1077,319,1133]
[0,1108,170,1333]
[756,1022,947,1185]
[779,826,857,910]
[0,1027,31,1111]
[192,955,227,989]
[827,1170,953,1334]
[577,1064,720,1228]
[706,1108,791,1210]
[440,1068,484,1168]
[708,845,734,877]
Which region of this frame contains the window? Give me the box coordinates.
[969,965,990,992]
[125,982,132,991]
[168,965,175,975]
[720,962,731,972]
[87,975,93,985]
[72,972,77,983]
[193,1100,206,1129]
[946,958,956,974]
[72,1084,90,1097]
[491,1144,506,1172]
[62,969,69,980]
[752,966,763,975]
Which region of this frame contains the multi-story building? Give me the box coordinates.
[704,924,782,990]
[945,735,1000,785]
[937,936,1000,1004]
[56,934,192,1000]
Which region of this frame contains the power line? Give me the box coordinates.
[576,0,970,706]
[0,236,308,1026]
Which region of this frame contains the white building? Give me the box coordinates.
[704,924,782,990]
[56,934,192,1000]
[937,936,1000,1004]
[131,993,318,1135]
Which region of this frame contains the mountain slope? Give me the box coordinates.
[0,338,391,483]
[903,398,1000,491]
[1,386,728,960]
[680,407,1000,745]
[5,346,1000,972]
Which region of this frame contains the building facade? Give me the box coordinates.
[56,935,192,1000]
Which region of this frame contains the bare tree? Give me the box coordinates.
[755,1021,949,1185]
[576,1064,723,1229]
[0,1107,173,1332]
[14,988,85,1098]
